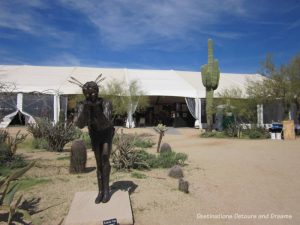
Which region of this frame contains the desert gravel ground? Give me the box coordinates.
[2,127,300,225]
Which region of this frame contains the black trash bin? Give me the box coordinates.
[269,123,283,140]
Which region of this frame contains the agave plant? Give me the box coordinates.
[0,161,35,224]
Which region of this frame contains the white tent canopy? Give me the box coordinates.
[0,65,265,128]
[0,65,264,97]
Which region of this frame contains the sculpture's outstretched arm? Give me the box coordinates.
[74,101,88,128]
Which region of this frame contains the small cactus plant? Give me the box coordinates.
[70,139,87,173]
[160,143,172,154]
[168,165,184,179]
[153,124,168,153]
[178,178,189,193]
[201,39,220,131]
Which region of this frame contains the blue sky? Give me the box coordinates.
[0,0,300,73]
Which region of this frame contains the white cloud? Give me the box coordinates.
[59,0,247,49]
[40,53,81,66]
[0,1,74,44]
[0,0,249,50]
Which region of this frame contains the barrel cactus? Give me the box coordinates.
[178,178,189,193]
[160,143,172,154]
[168,165,184,179]
[70,139,87,173]
[201,39,220,131]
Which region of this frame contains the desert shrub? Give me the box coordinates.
[112,130,188,170]
[80,132,92,149]
[26,119,49,139]
[27,119,81,152]
[200,131,227,138]
[0,147,27,169]
[131,171,147,179]
[112,131,151,170]
[0,129,9,143]
[45,122,81,152]
[243,126,270,139]
[153,152,188,168]
[224,122,242,137]
[31,138,48,149]
[201,126,270,139]
[0,162,35,224]
[134,150,157,169]
[133,137,155,148]
[0,130,27,167]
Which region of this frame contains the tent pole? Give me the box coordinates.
[257,104,264,127]
[17,93,23,112]
[53,94,61,124]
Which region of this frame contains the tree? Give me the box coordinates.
[100,79,148,118]
[201,39,220,131]
[247,54,300,120]
[216,87,257,137]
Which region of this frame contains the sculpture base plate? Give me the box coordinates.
[64,191,133,225]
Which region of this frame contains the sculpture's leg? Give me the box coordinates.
[101,142,111,203]
[94,145,103,204]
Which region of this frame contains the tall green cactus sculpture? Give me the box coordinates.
[201,39,220,131]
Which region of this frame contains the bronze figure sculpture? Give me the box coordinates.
[70,75,115,204]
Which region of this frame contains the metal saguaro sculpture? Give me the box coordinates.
[201,39,220,131]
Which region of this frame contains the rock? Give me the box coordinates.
[70,139,87,173]
[160,143,172,154]
[178,178,189,193]
[168,165,184,179]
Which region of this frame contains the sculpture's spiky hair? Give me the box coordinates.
[68,73,106,87]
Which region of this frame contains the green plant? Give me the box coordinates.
[0,161,35,224]
[153,124,168,153]
[131,172,147,179]
[112,130,150,170]
[27,119,81,152]
[200,131,227,138]
[100,79,149,118]
[133,137,155,148]
[26,118,49,139]
[243,126,270,139]
[134,150,157,169]
[152,152,188,168]
[0,130,27,167]
[80,132,92,149]
[31,138,49,149]
[201,39,220,131]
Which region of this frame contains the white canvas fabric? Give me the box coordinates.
[0,65,264,97]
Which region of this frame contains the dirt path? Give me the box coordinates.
[3,127,300,225]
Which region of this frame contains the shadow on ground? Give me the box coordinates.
[84,167,96,173]
[110,180,138,196]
